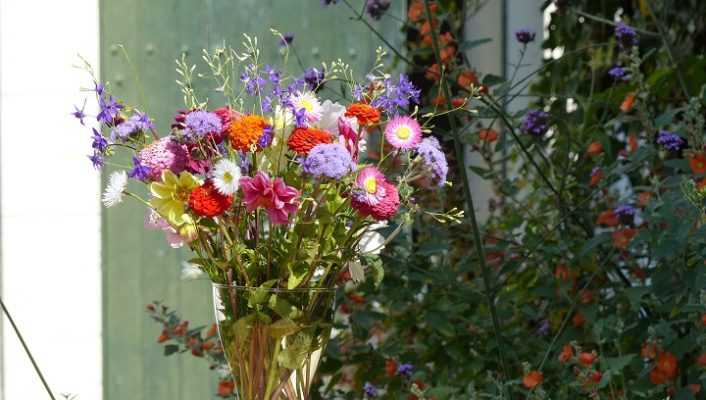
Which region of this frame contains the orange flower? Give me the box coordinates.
[431,95,446,106]
[596,210,619,227]
[689,152,706,174]
[590,168,603,186]
[157,330,170,343]
[228,114,268,152]
[649,368,669,385]
[385,359,398,377]
[217,380,235,397]
[578,351,597,367]
[287,127,333,155]
[440,45,456,63]
[579,289,594,304]
[458,69,479,89]
[345,103,380,126]
[698,178,706,190]
[479,129,499,143]
[697,353,706,367]
[628,133,639,153]
[641,341,658,360]
[637,191,652,207]
[612,228,637,250]
[558,344,574,363]
[522,370,543,390]
[451,97,466,108]
[572,312,586,328]
[650,351,678,384]
[554,264,570,281]
[586,141,603,157]
[620,92,636,113]
[425,63,441,81]
[419,18,439,36]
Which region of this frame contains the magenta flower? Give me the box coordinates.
[338,116,361,162]
[384,115,422,150]
[240,172,300,225]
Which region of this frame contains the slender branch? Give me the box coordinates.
[0,297,57,400]
[572,9,659,37]
[422,1,512,395]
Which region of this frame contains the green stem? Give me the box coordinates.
[263,344,282,400]
[422,1,512,396]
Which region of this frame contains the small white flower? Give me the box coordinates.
[102,171,128,207]
[317,100,346,132]
[291,91,323,122]
[180,261,206,280]
[212,159,241,196]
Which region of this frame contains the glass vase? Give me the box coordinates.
[212,283,336,400]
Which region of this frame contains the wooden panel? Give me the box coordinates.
[101,1,403,398]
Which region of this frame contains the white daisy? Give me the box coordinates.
[290,91,323,123]
[102,171,128,207]
[212,159,241,195]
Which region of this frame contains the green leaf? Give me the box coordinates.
[287,263,308,289]
[482,74,505,87]
[163,344,179,356]
[577,233,610,257]
[458,38,492,51]
[268,295,302,320]
[269,318,301,339]
[602,354,635,373]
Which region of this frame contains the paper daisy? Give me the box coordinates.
[352,166,388,206]
[384,115,422,149]
[290,91,323,123]
[102,170,128,207]
[212,159,241,195]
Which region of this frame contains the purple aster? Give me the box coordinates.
[520,109,550,137]
[88,152,103,169]
[363,382,379,398]
[280,33,294,47]
[608,66,628,81]
[416,137,448,186]
[91,128,109,152]
[184,110,222,140]
[303,143,354,179]
[128,156,151,181]
[371,74,421,114]
[72,100,87,125]
[615,22,638,50]
[656,130,686,152]
[397,363,414,378]
[303,67,325,91]
[97,95,123,125]
[515,28,536,44]
[365,0,390,20]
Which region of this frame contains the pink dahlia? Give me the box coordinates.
[384,115,422,150]
[240,172,300,225]
[137,137,189,181]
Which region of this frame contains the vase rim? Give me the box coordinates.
[211,282,336,293]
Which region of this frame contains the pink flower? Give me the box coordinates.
[338,116,361,162]
[384,115,422,150]
[240,172,300,225]
[351,166,400,220]
[144,210,191,248]
[137,137,189,181]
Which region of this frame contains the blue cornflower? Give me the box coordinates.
[303,143,354,179]
[91,128,108,152]
[128,156,151,181]
[608,66,629,81]
[656,130,686,151]
[371,74,420,114]
[88,152,103,169]
[520,109,550,137]
[184,110,222,139]
[416,137,448,186]
[72,100,87,125]
[303,67,325,91]
[397,363,414,378]
[280,33,294,47]
[97,95,123,124]
[615,22,638,50]
[365,0,390,20]
[363,382,379,398]
[515,28,536,44]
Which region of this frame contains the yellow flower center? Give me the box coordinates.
[223,171,233,184]
[395,126,411,140]
[299,99,314,112]
[364,177,377,194]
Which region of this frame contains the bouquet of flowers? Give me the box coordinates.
[75,36,460,400]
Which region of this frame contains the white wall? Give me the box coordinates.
[0,1,102,399]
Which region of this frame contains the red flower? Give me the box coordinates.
[522,370,543,389]
[590,168,603,186]
[578,351,597,367]
[689,152,706,174]
[217,380,235,397]
[479,129,499,143]
[188,181,233,217]
[620,92,636,113]
[345,103,381,126]
[572,312,586,328]
[287,127,333,155]
[425,63,441,81]
[697,353,706,367]
[650,351,678,385]
[586,141,603,157]
[612,228,637,250]
[385,359,398,377]
[596,210,619,226]
[558,344,574,363]
[351,181,400,221]
[157,330,170,343]
[457,69,479,89]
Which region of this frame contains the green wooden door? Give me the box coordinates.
[100,1,404,399]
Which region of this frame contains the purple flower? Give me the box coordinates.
[303,143,354,179]
[614,204,637,218]
[262,96,273,113]
[94,81,105,96]
[352,84,365,101]
[303,67,325,91]
[294,107,307,128]
[365,0,390,20]
[515,28,536,44]
[132,112,155,131]
[520,109,550,137]
[608,66,629,81]
[656,130,686,151]
[258,126,273,148]
[110,120,137,142]
[536,319,550,336]
[241,64,267,96]
[264,65,281,85]
[615,22,638,50]
[88,152,103,169]
[184,110,222,139]
[128,156,151,180]
[97,95,123,125]
[416,137,448,186]
[91,128,108,152]
[363,382,379,398]
[72,101,87,125]
[397,363,414,378]
[371,74,421,114]
[280,33,294,47]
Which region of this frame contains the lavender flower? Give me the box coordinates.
[656,130,686,151]
[416,137,448,186]
[264,65,281,86]
[132,111,155,131]
[262,96,273,113]
[128,156,151,181]
[608,66,629,81]
[397,363,414,378]
[303,67,325,91]
[91,128,108,152]
[280,32,294,47]
[293,107,307,128]
[363,382,379,398]
[241,64,267,96]
[614,204,636,218]
[94,81,105,96]
[615,22,638,50]
[88,152,103,169]
[520,109,550,137]
[371,74,421,114]
[352,84,365,101]
[110,113,155,142]
[303,143,354,179]
[184,110,222,139]
[258,126,273,148]
[515,28,536,44]
[72,101,87,125]
[365,0,390,20]
[97,95,123,125]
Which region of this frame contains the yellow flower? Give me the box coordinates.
[149,170,200,226]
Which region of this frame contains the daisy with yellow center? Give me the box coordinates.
[290,91,323,123]
[384,115,422,150]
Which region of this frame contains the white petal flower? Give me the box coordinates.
[212,159,241,196]
[291,91,322,123]
[102,171,128,207]
[358,221,388,255]
[318,100,346,133]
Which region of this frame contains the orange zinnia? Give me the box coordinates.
[345,103,380,126]
[479,129,499,142]
[287,127,333,155]
[587,141,603,157]
[228,114,268,152]
[620,92,636,113]
[522,370,543,390]
[689,152,706,174]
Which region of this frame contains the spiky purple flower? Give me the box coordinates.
[656,130,686,152]
[280,32,294,47]
[520,109,550,137]
[258,126,273,148]
[88,152,103,169]
[97,95,123,125]
[615,22,638,50]
[416,137,448,186]
[608,66,628,81]
[91,128,108,152]
[303,67,325,91]
[397,363,414,378]
[184,110,222,140]
[371,74,421,114]
[515,28,536,44]
[303,143,354,179]
[72,101,87,125]
[128,156,151,181]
